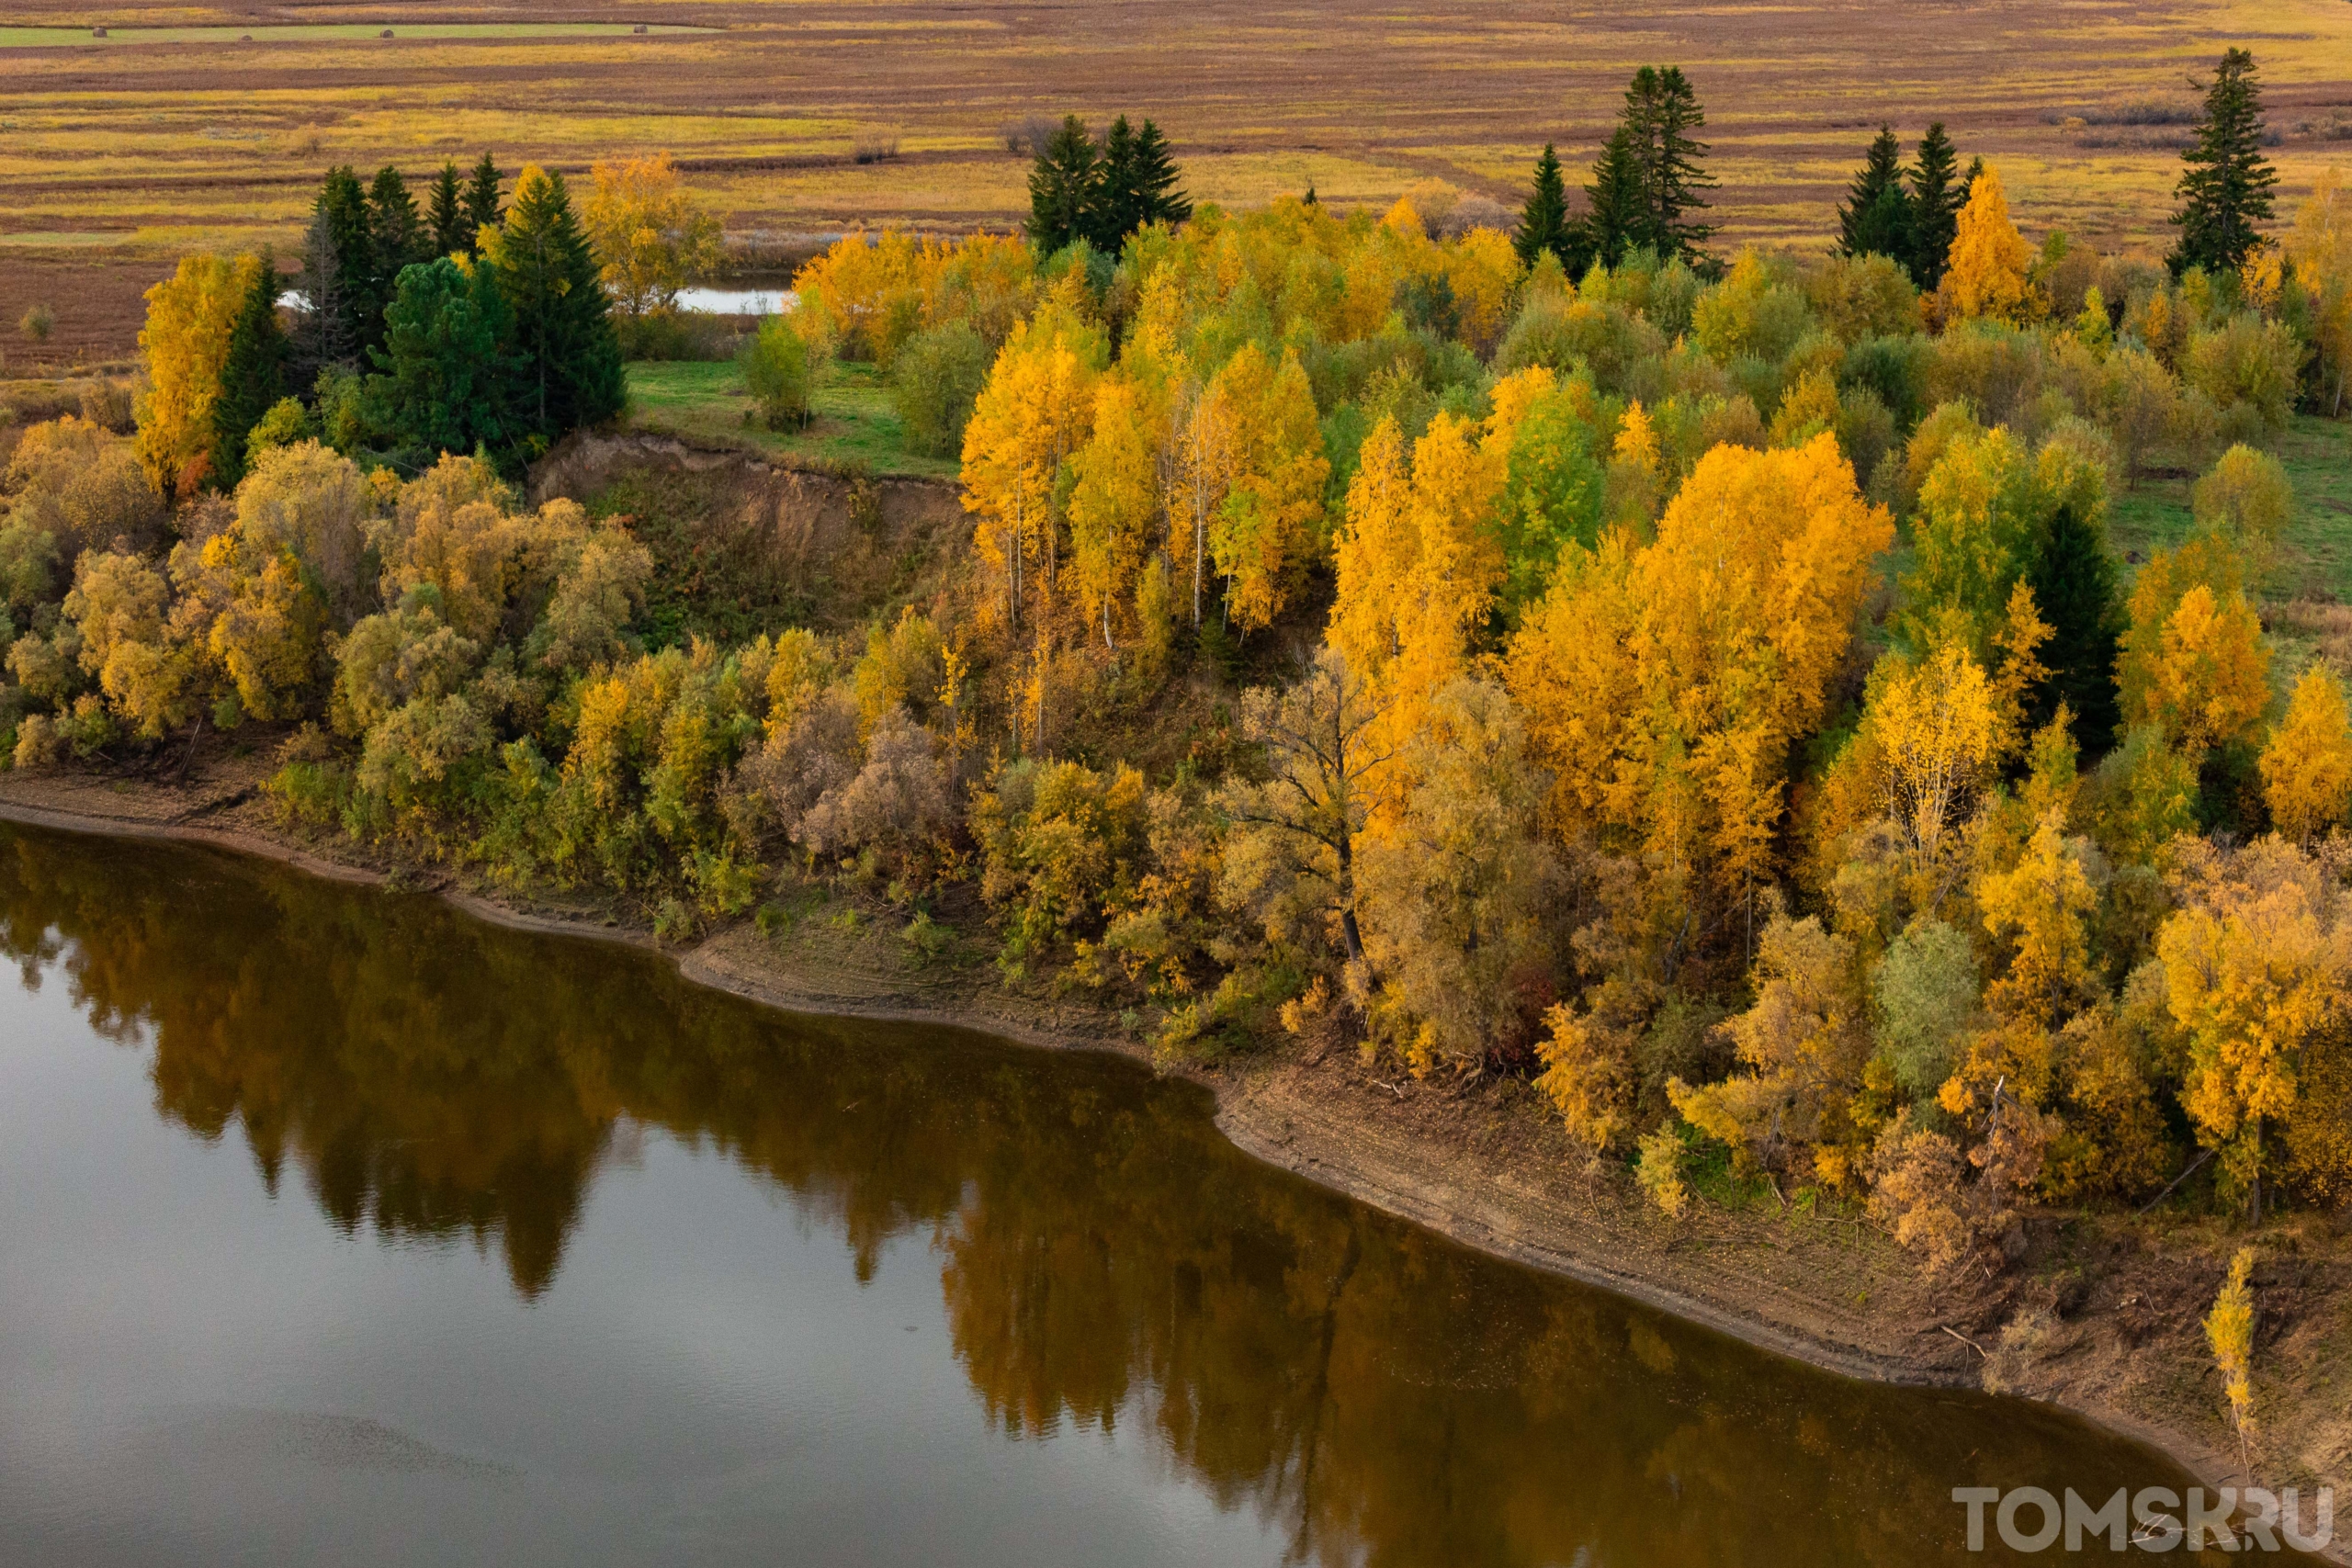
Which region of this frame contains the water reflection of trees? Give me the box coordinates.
[0,827,2235,1568]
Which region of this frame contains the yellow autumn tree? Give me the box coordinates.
[1329,410,1507,805]
[1203,344,1329,632]
[2158,837,2352,1215]
[960,314,1102,630]
[1066,375,1162,649]
[2262,667,2352,846]
[1942,165,2038,324]
[1509,434,1893,901]
[1973,808,2101,1027]
[2123,581,2270,762]
[135,251,264,499]
[582,151,724,321]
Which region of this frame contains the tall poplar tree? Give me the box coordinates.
[1027,116,1101,254]
[481,165,624,448]
[2170,48,2278,277]
[1838,127,1917,269]
[210,251,288,488]
[426,161,467,258]
[1514,143,1573,269]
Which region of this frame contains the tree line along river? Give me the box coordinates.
[0,822,2288,1566]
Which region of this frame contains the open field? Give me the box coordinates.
[3,0,2351,366]
[624,357,958,479]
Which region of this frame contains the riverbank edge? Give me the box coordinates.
[1,790,2334,1556]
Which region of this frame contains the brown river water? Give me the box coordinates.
[0,823,2310,1566]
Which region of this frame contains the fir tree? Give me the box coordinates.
[1026,115,1101,254]
[1620,66,1714,262]
[368,166,425,284]
[370,256,515,459]
[1130,118,1191,228]
[292,204,352,386]
[311,165,376,368]
[1583,126,1645,270]
[210,251,288,488]
[426,161,467,258]
[482,166,624,448]
[2026,501,2126,752]
[461,152,504,247]
[1303,182,1317,206]
[1514,143,1573,270]
[1906,122,1964,289]
[1838,126,1916,267]
[2170,48,2278,277]
[1091,116,1142,249]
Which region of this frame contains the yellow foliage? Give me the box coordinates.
[959,317,1102,629]
[2159,837,2352,1206]
[2205,1247,2257,1469]
[1508,434,1892,896]
[582,151,724,320]
[134,251,264,499]
[1942,165,2038,324]
[1067,376,1163,648]
[1201,344,1329,632]
[1973,809,2100,1025]
[2262,667,2352,846]
[2132,582,2270,762]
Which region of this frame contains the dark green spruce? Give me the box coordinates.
[2169,48,2278,277]
[1838,127,1916,270]
[210,252,289,489]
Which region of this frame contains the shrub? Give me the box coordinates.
[889,321,990,457]
[741,315,818,429]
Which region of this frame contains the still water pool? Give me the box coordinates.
[0,824,2276,1565]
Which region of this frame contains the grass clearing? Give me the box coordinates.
[625,358,957,480]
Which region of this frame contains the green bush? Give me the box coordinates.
[888,321,989,457]
[741,315,817,430]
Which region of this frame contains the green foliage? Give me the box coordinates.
[484,165,626,451]
[368,256,516,460]
[741,314,817,430]
[2170,49,2278,278]
[1873,919,1979,1095]
[890,321,989,458]
[210,254,289,489]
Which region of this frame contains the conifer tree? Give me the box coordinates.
[368,166,425,285]
[462,152,505,246]
[1514,143,1573,269]
[2171,48,2278,277]
[1092,115,1141,249]
[1620,66,1715,262]
[211,251,288,488]
[1583,127,1644,270]
[1838,126,1916,267]
[1026,116,1101,254]
[1129,118,1191,228]
[311,165,375,369]
[1907,122,1964,289]
[2024,501,2125,752]
[370,256,515,459]
[481,165,625,448]
[426,161,467,258]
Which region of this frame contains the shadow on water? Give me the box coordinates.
[0,824,2304,1567]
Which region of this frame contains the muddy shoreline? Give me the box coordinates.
[1,782,2339,1556]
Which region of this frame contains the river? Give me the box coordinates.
[0,823,2284,1565]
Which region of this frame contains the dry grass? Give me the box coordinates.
[4,0,2352,360]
